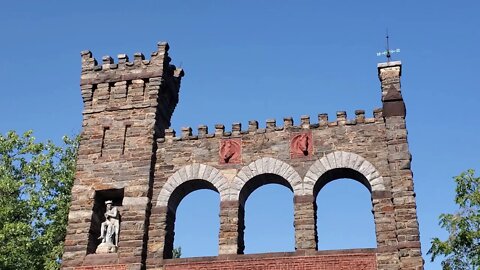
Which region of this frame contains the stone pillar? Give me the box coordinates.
[219,201,242,255]
[372,191,400,270]
[145,206,168,268]
[379,61,423,270]
[293,195,317,251]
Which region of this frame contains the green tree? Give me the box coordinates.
[172,246,182,259]
[0,130,78,270]
[429,169,480,270]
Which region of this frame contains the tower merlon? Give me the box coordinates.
[300,115,310,129]
[80,41,184,86]
[377,60,402,76]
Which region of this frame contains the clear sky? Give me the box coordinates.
[1,1,479,269]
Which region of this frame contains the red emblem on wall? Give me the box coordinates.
[290,132,313,158]
[219,139,241,164]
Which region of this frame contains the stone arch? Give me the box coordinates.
[230,157,303,203]
[229,157,301,254]
[157,164,228,259]
[304,151,385,196]
[156,163,229,208]
[301,151,386,252]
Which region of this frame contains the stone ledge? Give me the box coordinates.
[75,264,126,270]
[164,249,377,270]
[164,248,377,264]
[81,70,164,86]
[82,253,119,266]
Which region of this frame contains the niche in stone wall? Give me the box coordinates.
[87,188,124,254]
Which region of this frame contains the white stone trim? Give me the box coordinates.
[231,157,303,201]
[304,151,385,193]
[156,164,229,207]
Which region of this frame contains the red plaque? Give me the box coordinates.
[290,132,313,158]
[219,139,241,164]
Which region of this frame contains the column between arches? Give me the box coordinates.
[228,157,309,254]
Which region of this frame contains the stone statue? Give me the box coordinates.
[96,200,120,253]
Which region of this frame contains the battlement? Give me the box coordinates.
[159,109,383,142]
[80,42,184,84]
[79,42,184,115]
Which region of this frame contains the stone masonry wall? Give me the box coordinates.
[146,61,423,270]
[63,41,423,270]
[147,109,396,268]
[379,62,423,269]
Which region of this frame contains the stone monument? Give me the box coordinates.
[61,42,423,270]
[96,200,119,253]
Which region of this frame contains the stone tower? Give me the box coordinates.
[62,42,184,269]
[62,43,423,270]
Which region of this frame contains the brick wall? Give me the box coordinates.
[164,250,377,270]
[75,265,126,270]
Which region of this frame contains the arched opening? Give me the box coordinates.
[239,173,295,254]
[164,179,220,259]
[314,168,376,250]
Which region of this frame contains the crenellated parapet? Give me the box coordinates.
[80,42,181,84]
[159,109,384,142]
[79,42,184,117]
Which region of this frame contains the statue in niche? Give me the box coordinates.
[219,139,241,164]
[291,132,313,158]
[96,200,120,253]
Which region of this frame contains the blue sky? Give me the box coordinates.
[1,1,479,269]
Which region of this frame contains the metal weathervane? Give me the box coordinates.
[376,30,400,62]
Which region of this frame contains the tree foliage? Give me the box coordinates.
[172,246,182,259]
[429,169,480,270]
[0,130,78,270]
